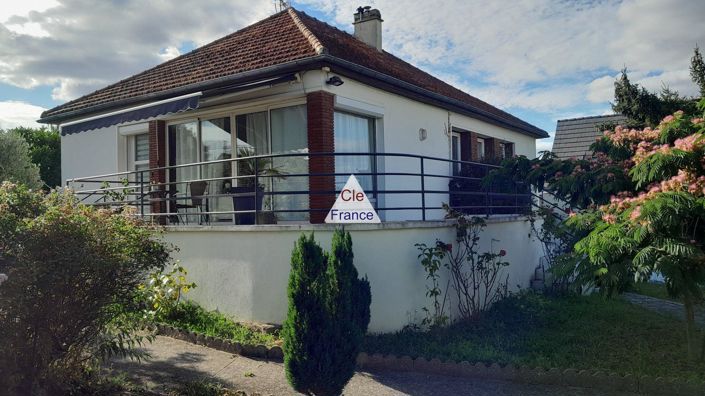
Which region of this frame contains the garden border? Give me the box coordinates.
[155,323,705,395]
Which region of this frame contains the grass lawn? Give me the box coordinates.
[630,281,680,302]
[363,293,705,382]
[161,301,280,347]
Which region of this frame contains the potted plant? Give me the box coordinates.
[230,148,285,224]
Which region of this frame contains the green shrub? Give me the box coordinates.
[283,230,371,396]
[163,301,278,346]
[138,264,197,321]
[0,183,171,395]
[0,130,42,189]
[10,126,61,189]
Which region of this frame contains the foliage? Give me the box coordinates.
[0,183,171,395]
[691,45,705,98]
[415,206,511,325]
[10,126,61,188]
[415,242,449,327]
[282,230,371,396]
[0,130,43,189]
[236,147,286,189]
[138,264,196,321]
[364,292,705,382]
[161,301,279,346]
[613,69,698,127]
[442,206,510,320]
[165,379,243,396]
[526,206,585,293]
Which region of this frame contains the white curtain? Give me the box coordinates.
[169,122,199,186]
[334,112,374,191]
[271,105,308,221]
[201,117,232,220]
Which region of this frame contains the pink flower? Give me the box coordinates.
[499,249,507,257]
[602,214,617,224]
[662,115,675,123]
[629,206,642,221]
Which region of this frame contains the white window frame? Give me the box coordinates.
[127,133,150,174]
[476,137,485,160]
[451,131,462,174]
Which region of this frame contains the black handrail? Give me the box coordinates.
[67,152,531,225]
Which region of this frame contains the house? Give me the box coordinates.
[38,7,548,331]
[552,114,628,159]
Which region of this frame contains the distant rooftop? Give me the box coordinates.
[551,114,628,159]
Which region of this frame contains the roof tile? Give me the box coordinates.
[41,8,545,137]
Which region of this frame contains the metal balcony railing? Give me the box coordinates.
[66,152,531,225]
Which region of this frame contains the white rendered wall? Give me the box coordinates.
[163,218,541,333]
[312,71,538,221]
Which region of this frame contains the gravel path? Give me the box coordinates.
[109,336,639,396]
[622,292,705,326]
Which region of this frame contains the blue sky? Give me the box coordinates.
[1,0,703,153]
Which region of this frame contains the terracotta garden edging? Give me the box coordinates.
[155,324,704,395]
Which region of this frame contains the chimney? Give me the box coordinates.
[353,6,383,50]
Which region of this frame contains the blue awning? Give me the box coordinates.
[61,94,200,135]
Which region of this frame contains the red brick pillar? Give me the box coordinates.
[148,120,167,224]
[306,91,335,223]
[469,131,480,161]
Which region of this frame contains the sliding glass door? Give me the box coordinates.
[270,105,308,222]
[167,104,308,224]
[234,105,308,222]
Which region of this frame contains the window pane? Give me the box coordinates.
[270,105,308,222]
[201,117,232,222]
[135,133,149,162]
[236,112,269,157]
[168,122,199,218]
[334,112,374,191]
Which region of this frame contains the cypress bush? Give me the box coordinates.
[283,230,371,396]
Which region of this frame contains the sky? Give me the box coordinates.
[1,0,704,153]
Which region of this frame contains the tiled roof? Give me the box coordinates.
[552,114,628,159]
[40,8,547,138]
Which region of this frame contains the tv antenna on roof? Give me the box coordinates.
[274,0,290,12]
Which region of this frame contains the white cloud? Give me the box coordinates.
[0,0,703,129]
[159,46,181,62]
[0,0,273,101]
[0,101,46,129]
[298,0,705,117]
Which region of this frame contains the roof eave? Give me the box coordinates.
[40,54,548,139]
[38,55,328,124]
[321,56,549,138]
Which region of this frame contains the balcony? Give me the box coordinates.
[66,152,531,226]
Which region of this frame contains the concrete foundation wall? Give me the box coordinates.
[163,218,541,333]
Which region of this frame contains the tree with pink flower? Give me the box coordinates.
[491,99,705,359]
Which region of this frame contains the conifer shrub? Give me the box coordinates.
[282,230,371,396]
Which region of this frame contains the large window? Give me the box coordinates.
[235,105,309,222]
[334,111,376,193]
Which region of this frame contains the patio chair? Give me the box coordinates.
[174,181,209,224]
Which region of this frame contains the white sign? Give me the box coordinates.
[325,175,380,223]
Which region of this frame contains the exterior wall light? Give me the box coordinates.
[326,76,344,86]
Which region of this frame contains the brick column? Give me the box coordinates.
[148,120,167,224]
[306,91,335,223]
[469,131,479,161]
